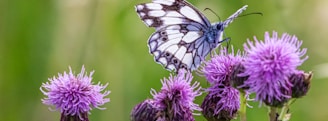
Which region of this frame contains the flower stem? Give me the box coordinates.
[278,99,296,121]
[239,90,247,121]
[269,107,277,121]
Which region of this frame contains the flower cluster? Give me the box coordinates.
[202,47,244,85]
[201,47,244,120]
[241,31,309,107]
[202,85,240,121]
[40,66,110,121]
[201,31,312,121]
[131,70,202,121]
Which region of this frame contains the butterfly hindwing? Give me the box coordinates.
[148,24,212,71]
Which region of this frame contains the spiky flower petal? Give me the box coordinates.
[201,84,240,121]
[40,66,110,121]
[152,70,202,121]
[202,47,244,85]
[242,31,308,104]
[131,99,164,121]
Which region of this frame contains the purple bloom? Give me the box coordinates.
[40,66,110,121]
[290,71,312,98]
[242,31,308,104]
[151,70,202,121]
[130,99,165,121]
[202,47,244,85]
[230,63,249,89]
[201,84,240,121]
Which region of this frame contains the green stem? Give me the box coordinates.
[278,99,296,121]
[239,90,247,121]
[269,107,277,121]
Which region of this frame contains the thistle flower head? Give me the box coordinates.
[40,66,110,120]
[130,99,164,121]
[151,70,202,120]
[202,47,244,85]
[201,84,240,121]
[290,71,312,98]
[242,31,308,104]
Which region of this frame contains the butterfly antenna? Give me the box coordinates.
[204,8,221,21]
[238,12,263,18]
[226,39,231,53]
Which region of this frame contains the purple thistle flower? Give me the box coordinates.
[151,70,202,121]
[40,66,110,121]
[242,31,308,105]
[201,84,240,121]
[230,63,249,89]
[202,47,244,85]
[290,71,312,98]
[130,99,165,121]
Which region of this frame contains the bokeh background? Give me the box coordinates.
[1,0,328,120]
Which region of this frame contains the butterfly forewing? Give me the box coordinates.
[135,0,210,29]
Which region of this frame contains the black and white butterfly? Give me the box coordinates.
[135,0,247,72]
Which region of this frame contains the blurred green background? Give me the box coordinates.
[1,0,327,120]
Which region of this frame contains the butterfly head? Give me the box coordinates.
[215,22,224,31]
[210,22,225,45]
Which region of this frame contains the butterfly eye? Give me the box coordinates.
[216,23,223,30]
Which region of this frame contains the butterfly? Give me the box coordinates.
[135,0,247,72]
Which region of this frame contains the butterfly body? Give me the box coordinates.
[136,0,247,72]
[207,23,224,46]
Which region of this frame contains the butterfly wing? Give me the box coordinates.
[135,0,211,30]
[136,0,212,71]
[148,24,213,71]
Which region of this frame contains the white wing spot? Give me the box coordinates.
[166,25,181,30]
[180,6,203,24]
[175,46,187,60]
[166,45,179,54]
[136,5,144,10]
[167,33,184,40]
[145,19,153,25]
[149,10,166,17]
[139,12,146,17]
[165,30,180,35]
[145,3,163,10]
[149,41,157,52]
[166,11,184,17]
[182,53,192,68]
[158,57,168,65]
[153,51,160,57]
[158,37,181,51]
[167,64,176,71]
[182,31,201,43]
[161,17,184,25]
[153,0,174,5]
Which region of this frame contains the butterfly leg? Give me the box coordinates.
[222,37,231,53]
